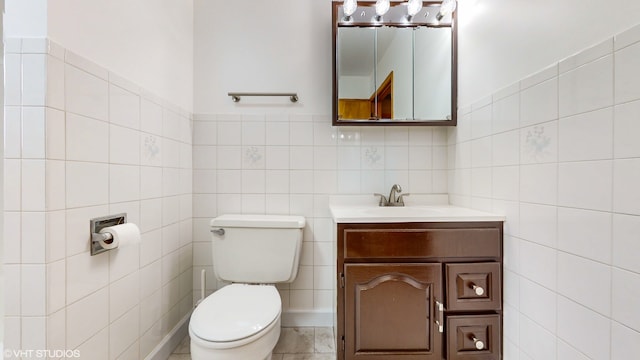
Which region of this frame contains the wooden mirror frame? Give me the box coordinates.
[332,1,458,126]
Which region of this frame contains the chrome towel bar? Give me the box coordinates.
[228,92,299,103]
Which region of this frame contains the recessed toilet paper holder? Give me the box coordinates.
[90,213,127,256]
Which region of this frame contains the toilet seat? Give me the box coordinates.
[190,284,281,343]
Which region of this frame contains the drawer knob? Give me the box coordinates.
[472,336,485,350]
[471,284,485,296]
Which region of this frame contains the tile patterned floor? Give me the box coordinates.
[169,327,336,360]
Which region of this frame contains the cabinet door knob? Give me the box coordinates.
[472,336,485,350]
[471,284,485,296]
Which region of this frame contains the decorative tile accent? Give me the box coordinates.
[143,135,161,162]
[244,146,265,168]
[523,125,552,162]
[363,147,383,168]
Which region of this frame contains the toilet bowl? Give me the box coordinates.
[188,214,305,360]
[189,284,281,360]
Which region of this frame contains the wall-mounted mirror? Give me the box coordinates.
[332,1,457,126]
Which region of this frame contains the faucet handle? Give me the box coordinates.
[397,193,411,205]
[373,193,388,206]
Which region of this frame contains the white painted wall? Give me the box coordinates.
[4,0,46,37]
[197,0,640,119]
[194,0,332,114]
[458,0,640,107]
[0,0,5,348]
[46,0,194,111]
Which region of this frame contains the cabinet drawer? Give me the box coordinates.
[342,227,501,260]
[446,315,501,360]
[446,263,501,311]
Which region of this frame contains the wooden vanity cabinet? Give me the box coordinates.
[337,222,503,360]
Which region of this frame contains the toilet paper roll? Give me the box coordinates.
[99,223,141,250]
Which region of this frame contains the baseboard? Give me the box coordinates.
[145,312,191,360]
[281,310,334,327]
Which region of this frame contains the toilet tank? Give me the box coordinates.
[210,214,306,284]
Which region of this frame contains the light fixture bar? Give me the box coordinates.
[338,2,445,26]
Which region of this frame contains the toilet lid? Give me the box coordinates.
[190,284,281,342]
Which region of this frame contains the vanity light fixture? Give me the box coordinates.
[374,0,390,21]
[338,1,447,26]
[406,0,423,21]
[436,0,457,21]
[343,0,358,20]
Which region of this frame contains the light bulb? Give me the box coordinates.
[407,0,423,17]
[375,0,390,16]
[436,0,457,20]
[343,0,358,17]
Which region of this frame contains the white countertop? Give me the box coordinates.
[329,195,505,223]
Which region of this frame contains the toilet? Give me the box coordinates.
[189,214,306,360]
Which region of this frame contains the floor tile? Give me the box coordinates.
[283,354,336,360]
[173,335,190,354]
[273,328,315,354]
[172,327,336,359]
[314,328,335,353]
[167,355,191,360]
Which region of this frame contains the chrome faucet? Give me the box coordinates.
[374,184,410,207]
[388,184,402,204]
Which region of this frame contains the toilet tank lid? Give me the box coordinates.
[211,214,306,229]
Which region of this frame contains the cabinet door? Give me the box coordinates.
[344,263,443,360]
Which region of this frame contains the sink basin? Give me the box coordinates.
[360,206,447,217]
[329,204,505,223]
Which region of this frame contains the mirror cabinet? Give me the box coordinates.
[332,1,457,126]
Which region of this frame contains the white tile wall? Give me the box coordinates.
[559,54,614,118]
[558,108,613,162]
[614,41,640,104]
[450,24,640,359]
[192,114,448,315]
[557,296,611,360]
[4,39,193,358]
[611,321,640,360]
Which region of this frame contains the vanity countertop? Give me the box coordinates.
[329,196,505,223]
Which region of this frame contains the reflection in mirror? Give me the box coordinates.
[414,27,451,120]
[332,1,457,126]
[337,27,376,120]
[377,27,412,120]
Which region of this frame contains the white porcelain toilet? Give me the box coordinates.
[189,214,306,360]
